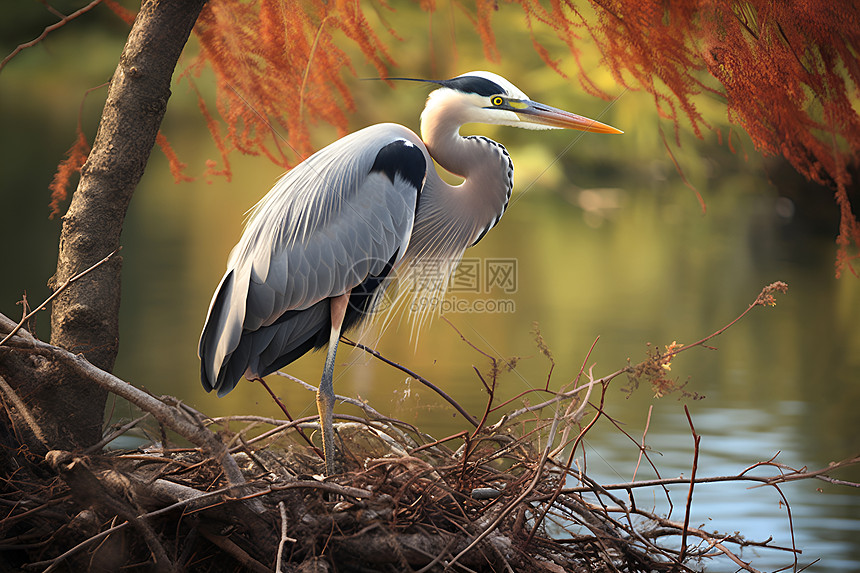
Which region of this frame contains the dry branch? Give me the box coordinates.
[1,312,246,489]
[0,248,119,348]
[343,337,480,427]
[0,0,104,73]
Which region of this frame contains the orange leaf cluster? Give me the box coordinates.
[625,341,700,400]
[47,0,859,276]
[456,1,859,275]
[46,2,132,216]
[155,132,193,184]
[48,126,90,219]
[186,0,395,176]
[754,280,789,307]
[544,0,860,276]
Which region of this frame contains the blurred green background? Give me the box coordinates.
[1,2,858,571]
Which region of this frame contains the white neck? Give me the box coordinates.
[397,88,515,329]
[418,89,513,239]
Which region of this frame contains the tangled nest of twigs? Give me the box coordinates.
[5,282,857,572]
[1,411,698,573]
[3,388,830,573]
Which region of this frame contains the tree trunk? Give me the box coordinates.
[0,0,206,454]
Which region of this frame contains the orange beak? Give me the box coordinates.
[513,99,623,134]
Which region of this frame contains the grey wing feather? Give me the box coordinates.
[199,124,427,392]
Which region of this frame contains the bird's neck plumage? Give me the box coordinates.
[418,91,513,245]
[394,90,515,333]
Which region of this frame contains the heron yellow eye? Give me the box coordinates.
[491,96,504,106]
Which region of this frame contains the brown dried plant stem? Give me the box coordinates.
[27,480,257,573]
[448,416,563,570]
[342,337,480,427]
[2,324,246,489]
[520,284,791,560]
[0,254,110,453]
[0,0,104,72]
[679,405,701,562]
[0,248,119,348]
[198,531,270,573]
[276,500,297,573]
[553,454,860,495]
[661,282,790,363]
[255,375,324,460]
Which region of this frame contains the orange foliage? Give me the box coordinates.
[49,1,859,273]
[418,1,860,274]
[155,133,193,184]
[193,87,232,182]
[44,0,133,215]
[536,0,860,276]
[49,129,90,218]
[186,0,394,173]
[102,0,136,26]
[451,1,860,273]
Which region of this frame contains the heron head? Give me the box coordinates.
[421,71,623,134]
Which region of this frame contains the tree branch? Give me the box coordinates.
[43,0,206,450]
[2,327,246,488]
[0,0,104,73]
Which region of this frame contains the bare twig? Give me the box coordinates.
[526,384,611,547]
[261,479,374,500]
[679,405,701,561]
[749,456,860,488]
[8,336,246,488]
[0,248,120,347]
[275,501,297,573]
[255,376,324,460]
[551,363,598,459]
[84,413,150,454]
[0,374,48,448]
[200,530,270,573]
[29,475,373,573]
[660,282,789,364]
[342,337,479,427]
[548,455,860,496]
[274,370,387,419]
[448,414,562,569]
[632,405,653,482]
[504,367,627,423]
[0,0,104,73]
[531,322,556,391]
[0,313,34,344]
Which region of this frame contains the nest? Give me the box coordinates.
[0,401,789,573]
[4,286,846,572]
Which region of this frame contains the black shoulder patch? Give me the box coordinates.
[440,75,504,97]
[370,139,426,193]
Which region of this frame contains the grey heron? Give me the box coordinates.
[199,71,621,474]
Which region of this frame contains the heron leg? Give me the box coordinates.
[318,292,350,475]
